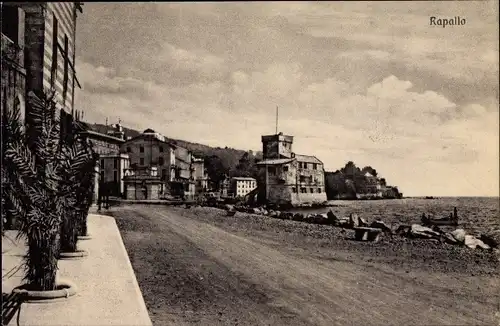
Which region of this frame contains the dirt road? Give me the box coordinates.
[109,205,499,326]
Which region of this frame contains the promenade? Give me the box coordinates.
[2,213,153,326]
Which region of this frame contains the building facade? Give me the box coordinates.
[193,157,209,193]
[257,132,327,207]
[231,177,257,198]
[123,166,162,200]
[121,128,176,181]
[21,2,83,113]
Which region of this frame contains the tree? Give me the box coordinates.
[205,155,227,190]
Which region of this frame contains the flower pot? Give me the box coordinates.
[59,249,89,260]
[77,234,92,240]
[12,279,77,303]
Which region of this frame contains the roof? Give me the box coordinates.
[294,154,322,164]
[81,130,125,143]
[232,177,257,181]
[123,134,176,148]
[256,158,295,165]
[143,128,156,133]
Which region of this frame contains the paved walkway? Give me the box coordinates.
[2,214,152,326]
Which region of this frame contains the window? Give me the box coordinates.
[113,171,117,182]
[299,176,306,183]
[292,187,297,193]
[313,163,317,170]
[268,166,276,175]
[140,146,144,153]
[159,157,164,166]
[50,14,58,87]
[140,158,144,165]
[162,169,167,180]
[2,6,18,43]
[283,165,289,172]
[113,158,118,169]
[298,162,302,169]
[159,146,163,152]
[310,188,314,193]
[62,34,69,102]
[318,188,322,193]
[301,188,306,193]
[126,147,131,153]
[100,159,104,168]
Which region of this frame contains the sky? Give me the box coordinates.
[74,1,499,197]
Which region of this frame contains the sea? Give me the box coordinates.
[287,197,500,236]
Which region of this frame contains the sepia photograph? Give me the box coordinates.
[1,1,499,325]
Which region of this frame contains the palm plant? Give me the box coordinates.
[2,89,97,289]
[58,129,97,253]
[2,90,64,291]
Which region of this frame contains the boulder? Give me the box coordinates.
[370,220,392,233]
[358,216,368,227]
[252,208,262,215]
[349,213,360,228]
[479,234,499,249]
[451,229,466,243]
[464,235,491,250]
[443,232,459,245]
[395,224,411,236]
[410,224,441,239]
[312,213,329,225]
[261,209,269,216]
[337,218,350,228]
[326,210,339,225]
[225,204,235,211]
[292,213,304,222]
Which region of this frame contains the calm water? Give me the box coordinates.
[287,197,500,236]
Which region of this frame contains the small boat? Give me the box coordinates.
[421,207,458,226]
[424,196,435,199]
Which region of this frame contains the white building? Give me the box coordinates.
[231,177,257,198]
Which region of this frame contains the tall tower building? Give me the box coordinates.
[261,132,294,160]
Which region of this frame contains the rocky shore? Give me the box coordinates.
[177,204,500,276]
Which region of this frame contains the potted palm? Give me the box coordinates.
[2,90,77,300]
[57,117,96,259]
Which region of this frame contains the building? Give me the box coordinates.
[19,3,83,114]
[123,166,162,200]
[78,123,127,200]
[256,132,327,207]
[121,128,202,199]
[193,156,209,193]
[99,153,130,197]
[231,177,257,198]
[219,175,230,197]
[173,146,196,198]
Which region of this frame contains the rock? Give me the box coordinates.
[358,216,368,227]
[451,229,466,243]
[395,225,411,236]
[349,213,360,228]
[337,218,350,228]
[292,213,304,222]
[479,234,499,249]
[225,204,235,211]
[252,208,261,215]
[410,224,441,239]
[464,235,490,250]
[312,213,329,225]
[326,210,339,225]
[261,209,269,216]
[370,220,392,233]
[443,232,459,245]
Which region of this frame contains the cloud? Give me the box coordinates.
[157,42,225,73]
[74,3,498,196]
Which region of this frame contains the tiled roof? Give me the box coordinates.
[256,158,295,165]
[294,154,322,164]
